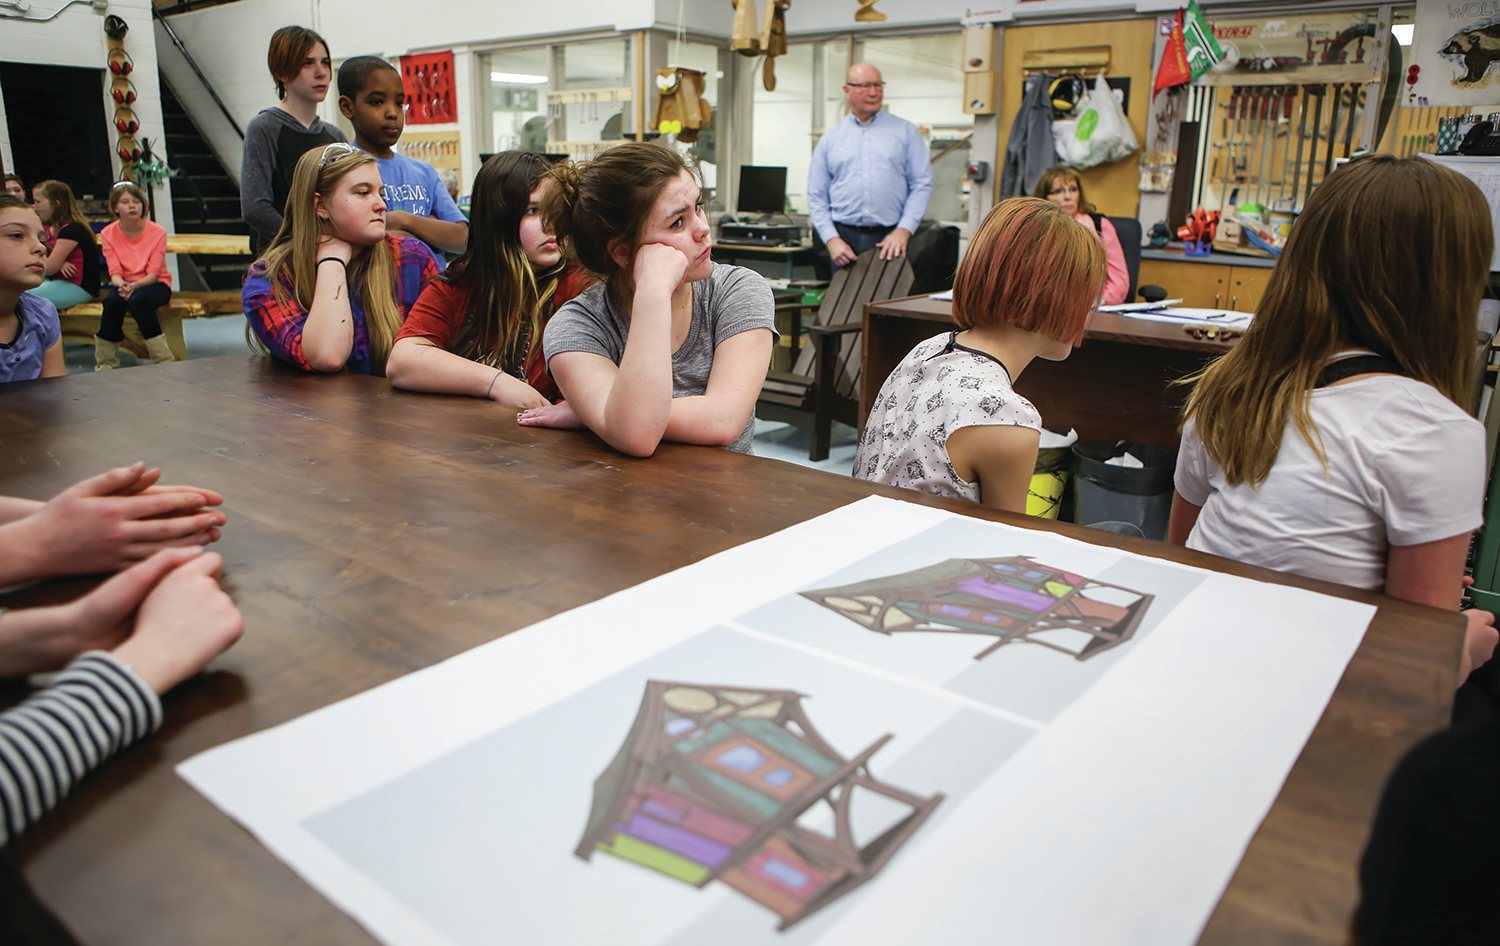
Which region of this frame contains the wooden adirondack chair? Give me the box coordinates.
[760,250,914,461]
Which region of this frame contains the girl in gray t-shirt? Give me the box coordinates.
[518,144,775,456]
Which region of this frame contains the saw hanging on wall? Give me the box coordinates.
[652,67,713,142]
[730,0,790,91]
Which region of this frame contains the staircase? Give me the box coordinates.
[161,76,249,291]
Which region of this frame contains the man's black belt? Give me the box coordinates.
[835,222,894,233]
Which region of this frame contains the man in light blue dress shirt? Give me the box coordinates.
[807,63,932,272]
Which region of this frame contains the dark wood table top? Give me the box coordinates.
[868,294,1243,354]
[0,357,1462,945]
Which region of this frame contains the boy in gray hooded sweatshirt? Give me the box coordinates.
[240,25,346,251]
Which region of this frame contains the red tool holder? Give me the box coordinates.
[401,51,456,125]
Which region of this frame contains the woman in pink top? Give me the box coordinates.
[1036,166,1129,306]
[97,182,173,369]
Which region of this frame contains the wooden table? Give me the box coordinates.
[862,295,1242,447]
[165,232,252,256]
[0,357,1463,945]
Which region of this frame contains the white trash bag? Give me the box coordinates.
[1052,75,1139,169]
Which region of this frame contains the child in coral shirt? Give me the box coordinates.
[98,181,173,369]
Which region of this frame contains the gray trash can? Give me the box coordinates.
[1071,441,1177,540]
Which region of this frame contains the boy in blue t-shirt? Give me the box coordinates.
[337,57,468,259]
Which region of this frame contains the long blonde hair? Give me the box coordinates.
[257,146,402,373]
[1184,155,1492,486]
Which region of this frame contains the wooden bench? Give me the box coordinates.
[58,290,243,360]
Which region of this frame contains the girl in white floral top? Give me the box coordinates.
[854,197,1105,511]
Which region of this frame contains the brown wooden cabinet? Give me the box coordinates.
[1229,266,1274,313]
[1139,256,1276,312]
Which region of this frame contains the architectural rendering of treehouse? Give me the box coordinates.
[576,681,943,930]
[801,556,1153,660]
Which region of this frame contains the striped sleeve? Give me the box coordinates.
[0,651,162,847]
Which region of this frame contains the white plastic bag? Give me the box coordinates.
[1052,76,1139,169]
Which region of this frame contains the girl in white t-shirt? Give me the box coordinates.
[1170,155,1497,679]
[854,197,1105,511]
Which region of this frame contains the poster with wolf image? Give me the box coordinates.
[1413,3,1500,106]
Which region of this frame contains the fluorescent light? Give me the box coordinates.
[1392,24,1413,47]
[490,72,548,84]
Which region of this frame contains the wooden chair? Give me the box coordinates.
[760,250,914,461]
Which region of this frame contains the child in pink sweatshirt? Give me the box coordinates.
[97,181,174,369]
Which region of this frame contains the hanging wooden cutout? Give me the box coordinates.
[730,0,791,92]
[651,67,714,142]
[855,0,885,23]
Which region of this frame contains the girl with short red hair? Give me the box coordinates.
[853,197,1105,511]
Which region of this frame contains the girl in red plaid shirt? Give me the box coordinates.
[243,143,436,375]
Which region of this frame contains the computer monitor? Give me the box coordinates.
[736,165,787,215]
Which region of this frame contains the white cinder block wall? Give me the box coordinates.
[0,0,176,273]
[0,0,175,219]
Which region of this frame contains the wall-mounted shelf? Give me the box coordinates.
[1020,45,1110,77]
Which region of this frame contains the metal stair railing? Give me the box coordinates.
[152,6,245,141]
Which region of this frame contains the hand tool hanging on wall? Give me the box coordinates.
[1290,86,1310,209]
[1223,87,1246,210]
[1238,88,1254,203]
[1304,84,1325,206]
[1324,82,1343,179]
[1340,86,1362,160]
[1275,87,1296,208]
[1251,88,1269,201]
[1216,91,1234,211]
[1258,88,1278,206]
[1209,89,1228,183]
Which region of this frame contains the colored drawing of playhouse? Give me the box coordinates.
[576,681,943,930]
[801,556,1153,661]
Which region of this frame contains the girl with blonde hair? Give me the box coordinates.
[243,142,437,374]
[1171,154,1497,678]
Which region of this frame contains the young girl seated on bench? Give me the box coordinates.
[854,197,1105,512]
[243,143,437,375]
[0,195,64,382]
[28,179,99,310]
[517,143,774,456]
[98,182,174,369]
[1170,155,1497,680]
[386,151,592,407]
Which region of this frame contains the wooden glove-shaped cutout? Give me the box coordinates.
[730,0,791,92]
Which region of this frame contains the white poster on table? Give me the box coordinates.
[1412,2,1500,107]
[179,496,1374,946]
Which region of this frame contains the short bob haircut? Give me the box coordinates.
[108,180,149,213]
[951,196,1105,341]
[267,25,329,101]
